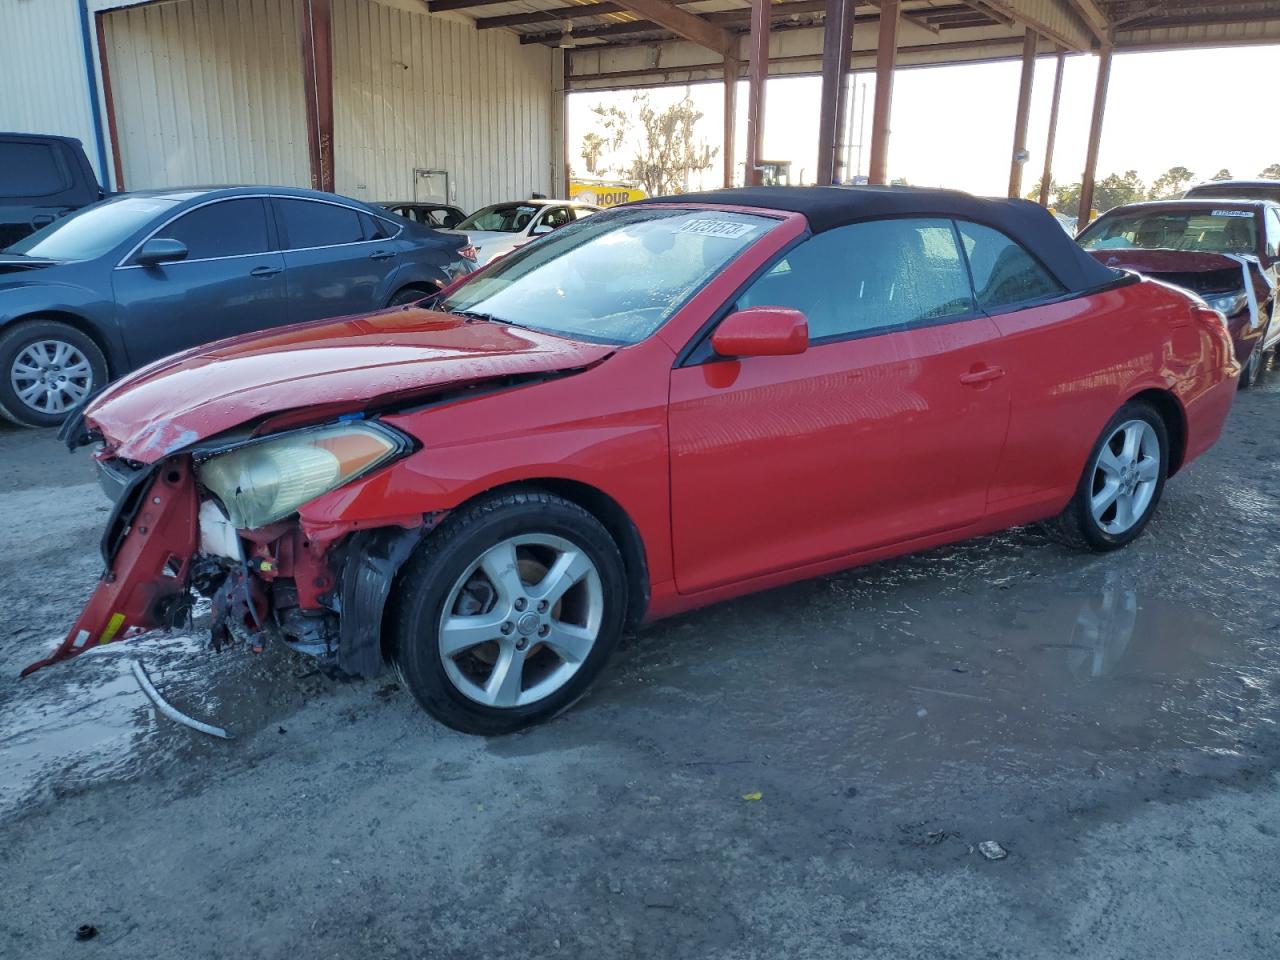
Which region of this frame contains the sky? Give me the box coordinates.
[566,44,1280,198]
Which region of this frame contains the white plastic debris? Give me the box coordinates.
[977,840,1008,861]
[131,660,231,740]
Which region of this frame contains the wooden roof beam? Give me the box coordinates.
[608,0,734,54]
[1062,0,1110,40]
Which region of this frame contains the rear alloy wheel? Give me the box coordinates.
[0,320,108,429]
[1047,401,1168,552]
[388,490,627,734]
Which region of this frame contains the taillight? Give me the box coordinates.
[459,243,479,263]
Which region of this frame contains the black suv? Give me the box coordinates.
[0,133,103,249]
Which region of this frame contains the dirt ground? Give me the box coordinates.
[1,363,1279,959]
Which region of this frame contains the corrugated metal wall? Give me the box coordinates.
[100,0,312,189]
[0,0,101,179]
[331,0,554,210]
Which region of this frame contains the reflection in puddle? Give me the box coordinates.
[610,558,1273,785]
[1041,573,1138,680]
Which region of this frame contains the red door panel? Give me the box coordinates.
[668,316,1008,595]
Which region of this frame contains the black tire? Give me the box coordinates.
[387,489,628,735]
[0,319,109,429]
[1045,400,1169,553]
[388,285,436,307]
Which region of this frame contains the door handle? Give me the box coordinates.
[369,250,394,261]
[959,365,1005,385]
[249,265,282,278]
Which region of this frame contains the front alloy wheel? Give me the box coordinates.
[0,320,109,428]
[389,489,627,734]
[11,339,94,415]
[438,534,604,709]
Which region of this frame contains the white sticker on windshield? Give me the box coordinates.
[678,219,755,239]
[1212,210,1253,217]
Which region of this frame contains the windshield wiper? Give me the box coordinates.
[452,309,526,330]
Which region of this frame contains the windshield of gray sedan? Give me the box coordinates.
[1078,209,1257,254]
[439,208,776,344]
[6,196,178,260]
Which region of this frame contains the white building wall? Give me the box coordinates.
[100,0,312,190]
[0,0,102,180]
[331,0,554,211]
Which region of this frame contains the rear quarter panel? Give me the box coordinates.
[986,277,1224,515]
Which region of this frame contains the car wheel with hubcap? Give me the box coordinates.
[388,489,627,734]
[0,320,108,428]
[1046,401,1168,552]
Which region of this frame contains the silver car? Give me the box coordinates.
[443,199,601,265]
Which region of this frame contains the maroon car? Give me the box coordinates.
[1078,199,1280,387]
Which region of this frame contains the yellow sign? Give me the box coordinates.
[570,181,647,208]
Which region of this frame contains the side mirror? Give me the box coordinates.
[135,237,189,267]
[711,306,808,358]
[530,223,553,236]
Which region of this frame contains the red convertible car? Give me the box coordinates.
[29,187,1239,734]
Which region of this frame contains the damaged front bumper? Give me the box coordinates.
[21,452,431,680]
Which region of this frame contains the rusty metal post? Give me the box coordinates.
[1038,51,1065,207]
[1078,43,1112,227]
[744,0,769,187]
[816,0,854,184]
[724,57,738,187]
[1007,29,1037,198]
[299,0,334,193]
[868,0,898,185]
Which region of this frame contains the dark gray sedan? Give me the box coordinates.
[0,186,474,427]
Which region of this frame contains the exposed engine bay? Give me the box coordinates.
[21,425,436,680]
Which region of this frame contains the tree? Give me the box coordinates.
[1148,166,1195,200]
[586,94,717,196]
[1090,170,1147,216]
[1210,168,1233,181]
[1260,163,1280,179]
[580,132,607,175]
[1054,182,1082,219]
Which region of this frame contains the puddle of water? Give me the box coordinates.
[587,560,1275,785]
[0,620,327,817]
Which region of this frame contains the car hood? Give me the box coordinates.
[0,253,65,278]
[86,307,614,463]
[1087,249,1264,301]
[1086,249,1251,275]
[441,229,521,247]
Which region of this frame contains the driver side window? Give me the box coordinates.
[158,198,272,261]
[735,218,975,341]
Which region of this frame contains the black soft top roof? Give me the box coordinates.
[638,185,1116,293]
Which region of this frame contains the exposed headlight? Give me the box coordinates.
[1202,292,1248,317]
[197,422,408,530]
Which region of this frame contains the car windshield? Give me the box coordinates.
[439,208,777,345]
[456,203,544,233]
[5,196,178,260]
[1078,208,1257,254]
